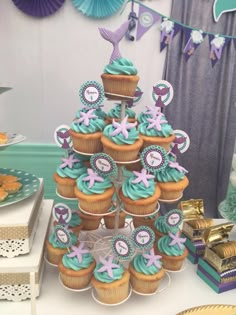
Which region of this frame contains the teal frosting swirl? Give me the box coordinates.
[56,161,87,179]
[76,170,113,195]
[138,115,173,137]
[137,112,152,124]
[104,57,138,75]
[132,252,162,275]
[158,234,185,256]
[71,111,105,134]
[93,259,124,283]
[154,216,178,234]
[122,171,155,200]
[155,162,186,182]
[103,123,139,145]
[107,104,135,119]
[69,212,82,228]
[48,229,77,249]
[62,252,94,271]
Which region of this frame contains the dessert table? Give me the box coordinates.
[1,219,235,315]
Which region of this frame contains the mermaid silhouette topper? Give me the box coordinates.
[99,21,130,64]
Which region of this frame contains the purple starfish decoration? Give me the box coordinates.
[143,249,162,268]
[168,231,186,250]
[145,105,161,118]
[168,160,188,173]
[74,109,97,126]
[67,243,89,263]
[82,168,104,188]
[99,21,130,64]
[97,256,120,278]
[60,154,80,169]
[153,86,170,107]
[146,114,167,131]
[110,116,137,139]
[131,168,154,188]
[126,90,143,108]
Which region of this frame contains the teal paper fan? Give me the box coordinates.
[71,0,126,19]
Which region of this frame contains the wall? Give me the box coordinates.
[0,0,172,143]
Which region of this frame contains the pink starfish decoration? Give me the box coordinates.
[74,109,97,126]
[168,161,188,173]
[146,114,167,131]
[82,168,104,188]
[97,256,120,278]
[67,243,89,263]
[60,154,80,169]
[110,116,137,139]
[168,231,186,250]
[145,105,161,118]
[143,248,162,268]
[131,168,154,188]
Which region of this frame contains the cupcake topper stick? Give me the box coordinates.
[99,21,130,63]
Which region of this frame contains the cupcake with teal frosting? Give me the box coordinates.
[106,103,136,123]
[45,226,78,265]
[156,231,188,271]
[138,108,175,152]
[155,155,189,201]
[53,153,87,198]
[58,242,96,289]
[101,115,143,162]
[129,248,165,294]
[153,215,179,240]
[119,168,161,215]
[74,168,115,214]
[70,108,106,154]
[91,255,130,304]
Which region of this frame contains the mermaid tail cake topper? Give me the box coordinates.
[99,21,129,64]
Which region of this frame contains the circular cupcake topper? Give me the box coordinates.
[152,80,174,107]
[164,209,183,228]
[54,125,72,150]
[131,226,155,250]
[54,225,73,247]
[90,153,118,178]
[140,145,168,173]
[126,86,143,108]
[171,130,190,154]
[111,235,134,260]
[53,203,72,225]
[79,81,104,108]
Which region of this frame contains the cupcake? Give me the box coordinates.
[156,231,188,271]
[45,226,78,265]
[132,212,159,231]
[138,109,175,152]
[104,208,126,229]
[58,243,96,289]
[53,153,86,198]
[106,103,136,123]
[155,155,189,201]
[70,108,105,154]
[153,215,179,241]
[91,256,130,304]
[101,116,143,162]
[78,211,102,231]
[99,21,139,99]
[129,248,165,294]
[74,168,115,214]
[119,168,161,215]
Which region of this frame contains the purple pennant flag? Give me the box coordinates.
[233,38,236,49]
[160,18,182,51]
[136,4,161,41]
[209,34,230,67]
[183,29,206,61]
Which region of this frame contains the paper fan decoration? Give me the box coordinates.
[71,0,126,19]
[11,0,65,18]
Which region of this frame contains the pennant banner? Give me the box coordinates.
[160,18,181,51]
[136,4,161,40]
[183,29,206,61]
[209,34,230,66]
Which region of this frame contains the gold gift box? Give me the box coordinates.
[178,199,204,220]
[203,222,235,273]
[182,220,208,241]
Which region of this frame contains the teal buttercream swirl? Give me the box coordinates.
[62,252,94,271]
[132,253,162,275]
[107,104,135,119]
[122,172,155,200]
[104,57,138,75]
[137,112,152,124]
[69,212,82,228]
[76,171,113,195]
[71,111,105,134]
[93,260,124,283]
[154,216,178,234]
[79,107,107,120]
[103,124,139,145]
[155,162,186,183]
[138,116,173,137]
[158,234,185,256]
[48,230,77,249]
[56,163,87,179]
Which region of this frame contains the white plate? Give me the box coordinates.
[0,133,25,148]
[159,193,183,204]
